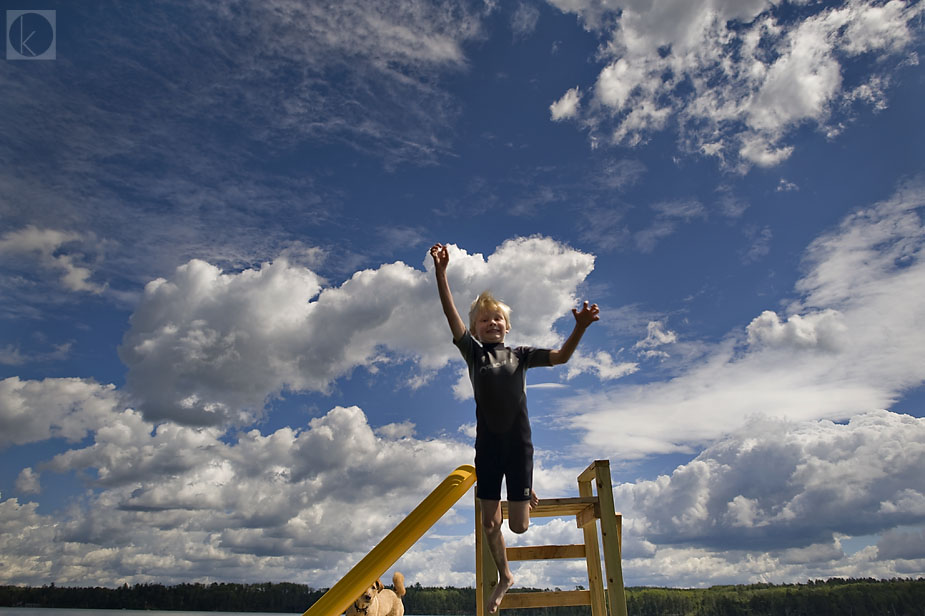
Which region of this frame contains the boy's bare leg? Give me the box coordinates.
[507,495,533,534]
[480,498,514,613]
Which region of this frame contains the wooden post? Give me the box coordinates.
[578,474,607,616]
[592,461,627,616]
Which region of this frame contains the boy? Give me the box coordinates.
[430,243,600,614]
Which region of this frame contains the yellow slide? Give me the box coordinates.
[303,464,477,616]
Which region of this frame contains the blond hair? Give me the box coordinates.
[468,291,511,335]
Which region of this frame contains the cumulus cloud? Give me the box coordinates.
[560,180,925,459]
[593,411,925,586]
[548,0,923,168]
[550,86,582,121]
[394,534,476,587]
[4,385,923,587]
[15,468,41,494]
[0,498,57,585]
[1,401,473,587]
[617,412,925,551]
[0,377,123,448]
[565,350,638,381]
[179,406,925,590]
[120,237,596,426]
[746,309,847,352]
[0,226,104,294]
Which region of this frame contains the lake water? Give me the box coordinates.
[0,610,445,616]
[1,610,298,616]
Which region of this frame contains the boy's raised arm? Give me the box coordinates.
[431,243,467,341]
[549,301,600,365]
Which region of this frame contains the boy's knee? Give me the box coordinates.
[509,520,529,534]
[482,515,503,534]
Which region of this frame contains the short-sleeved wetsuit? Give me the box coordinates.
[454,330,552,501]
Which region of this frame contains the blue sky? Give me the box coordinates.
[2,0,924,591]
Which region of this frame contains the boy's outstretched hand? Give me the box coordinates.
[572,301,600,329]
[550,301,601,365]
[430,243,449,273]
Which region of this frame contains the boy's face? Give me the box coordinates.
[474,308,509,343]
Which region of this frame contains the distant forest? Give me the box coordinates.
[2,578,925,616]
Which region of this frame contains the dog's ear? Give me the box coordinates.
[375,579,384,592]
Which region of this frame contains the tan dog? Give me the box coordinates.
[345,572,405,616]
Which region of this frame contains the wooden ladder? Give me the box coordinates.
[475,460,627,616]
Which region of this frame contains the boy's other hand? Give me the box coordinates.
[430,243,449,272]
[572,301,600,329]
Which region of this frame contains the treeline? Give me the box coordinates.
[2,578,924,615]
[0,582,324,614]
[623,578,925,615]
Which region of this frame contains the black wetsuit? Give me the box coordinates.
[454,330,552,501]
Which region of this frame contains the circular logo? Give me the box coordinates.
[9,12,55,57]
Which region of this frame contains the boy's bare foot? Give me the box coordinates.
[530,489,539,510]
[488,573,514,614]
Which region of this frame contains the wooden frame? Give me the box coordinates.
[475,460,627,616]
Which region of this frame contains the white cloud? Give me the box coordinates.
[744,13,844,134]
[738,137,794,168]
[4,387,923,587]
[550,86,582,121]
[457,421,477,439]
[559,180,925,459]
[619,539,909,588]
[0,377,123,448]
[634,321,678,351]
[453,367,474,402]
[15,468,41,494]
[120,237,595,426]
[747,309,847,352]
[0,498,57,585]
[565,350,638,381]
[607,411,925,585]
[617,412,925,550]
[548,0,924,168]
[0,226,104,294]
[1,402,474,587]
[393,535,476,587]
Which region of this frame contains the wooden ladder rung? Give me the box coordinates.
[501,590,591,609]
[501,496,599,518]
[507,544,585,561]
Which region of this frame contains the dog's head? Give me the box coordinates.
[354,579,385,611]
